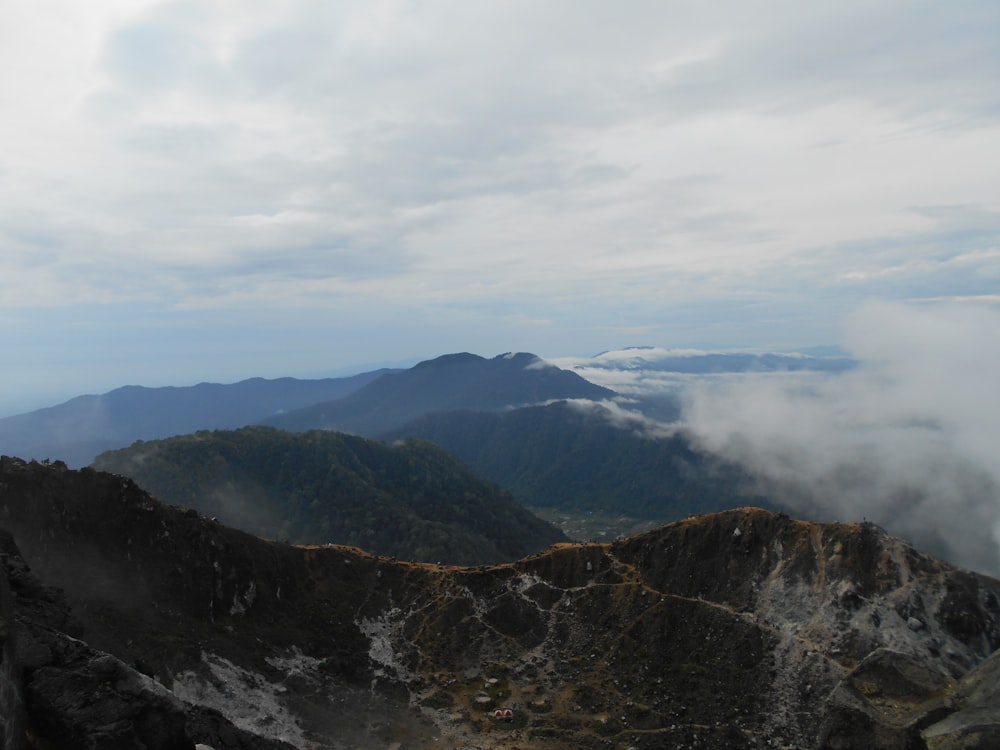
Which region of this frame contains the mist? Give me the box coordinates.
[680,301,1000,575]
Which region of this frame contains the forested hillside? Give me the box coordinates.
[93,426,565,564]
[383,400,769,520]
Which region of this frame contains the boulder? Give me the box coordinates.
[923,649,1000,749]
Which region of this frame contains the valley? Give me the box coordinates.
[527,506,661,542]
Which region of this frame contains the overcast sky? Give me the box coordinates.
[2,0,999,414]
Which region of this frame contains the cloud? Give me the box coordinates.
[5,3,998,294]
[651,1,1000,122]
[680,300,1000,574]
[552,397,676,440]
[1,1,999,409]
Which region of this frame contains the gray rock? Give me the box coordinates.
[2,523,295,750]
[923,649,1000,749]
[818,648,954,749]
[25,648,192,750]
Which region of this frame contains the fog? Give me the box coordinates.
[679,301,1000,575]
[556,397,677,439]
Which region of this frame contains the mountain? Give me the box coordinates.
[0,351,616,470]
[262,352,617,436]
[382,399,768,519]
[0,371,393,468]
[3,458,999,748]
[92,426,566,565]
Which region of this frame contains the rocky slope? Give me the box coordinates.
[2,456,999,749]
[0,524,295,750]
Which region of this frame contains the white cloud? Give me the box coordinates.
[559,397,676,439]
[680,301,1000,574]
[1,0,999,407]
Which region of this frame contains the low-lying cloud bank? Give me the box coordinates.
[680,301,1000,575]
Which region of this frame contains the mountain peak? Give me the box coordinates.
[264,352,615,436]
[412,351,545,369]
[412,352,486,369]
[494,351,543,364]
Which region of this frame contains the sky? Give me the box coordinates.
[2,0,1000,416]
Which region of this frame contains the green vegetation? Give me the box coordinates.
[93,426,565,565]
[383,401,771,523]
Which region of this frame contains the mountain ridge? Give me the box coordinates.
[262,352,617,436]
[0,351,620,468]
[0,371,393,467]
[2,457,999,748]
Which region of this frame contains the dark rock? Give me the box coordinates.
[184,705,296,750]
[819,649,953,749]
[1,505,292,750]
[0,545,28,750]
[922,649,1000,749]
[25,648,192,750]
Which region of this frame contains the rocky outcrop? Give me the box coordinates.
[0,536,27,750]
[920,648,1000,749]
[2,523,191,749]
[0,515,294,750]
[23,644,192,750]
[1,456,999,749]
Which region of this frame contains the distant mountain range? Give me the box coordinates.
[0,371,393,467]
[2,350,779,537]
[262,351,616,436]
[0,348,849,471]
[93,426,565,565]
[0,352,617,467]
